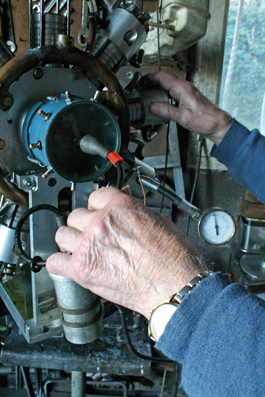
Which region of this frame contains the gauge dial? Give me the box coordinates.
[198,208,236,246]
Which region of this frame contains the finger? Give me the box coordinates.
[66,207,101,232]
[147,72,195,103]
[146,71,179,90]
[88,186,132,210]
[150,102,191,126]
[55,225,83,251]
[46,251,74,279]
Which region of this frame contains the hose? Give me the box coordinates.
[14,204,66,272]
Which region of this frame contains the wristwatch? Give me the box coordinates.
[148,271,212,342]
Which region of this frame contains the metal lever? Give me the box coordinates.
[140,175,202,220]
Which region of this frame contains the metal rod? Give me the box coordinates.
[7,204,18,228]
[159,370,167,397]
[67,0,71,36]
[149,21,175,31]
[71,371,86,397]
[39,0,44,47]
[28,0,32,48]
[20,367,35,397]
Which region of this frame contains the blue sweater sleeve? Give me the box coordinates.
[211,119,265,203]
[156,273,265,397]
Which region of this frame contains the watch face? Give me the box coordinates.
[149,303,178,342]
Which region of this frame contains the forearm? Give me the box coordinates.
[211,119,265,203]
[156,273,265,397]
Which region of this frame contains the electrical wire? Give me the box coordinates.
[116,161,124,190]
[138,174,147,205]
[14,204,65,270]
[117,305,174,364]
[185,137,204,236]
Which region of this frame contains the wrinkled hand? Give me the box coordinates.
[147,71,233,146]
[46,188,204,318]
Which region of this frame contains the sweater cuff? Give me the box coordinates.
[156,272,230,361]
[210,119,251,166]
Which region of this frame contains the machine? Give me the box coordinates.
[0,0,214,395]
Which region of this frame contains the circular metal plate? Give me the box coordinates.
[46,100,121,182]
[240,254,265,280]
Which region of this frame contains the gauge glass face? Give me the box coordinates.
[198,209,235,246]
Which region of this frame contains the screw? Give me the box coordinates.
[33,68,43,80]
[23,178,36,190]
[3,96,12,107]
[42,325,49,334]
[42,167,53,179]
[38,109,51,121]
[29,141,42,150]
[0,139,5,150]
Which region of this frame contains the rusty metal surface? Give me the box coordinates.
[1,321,151,375]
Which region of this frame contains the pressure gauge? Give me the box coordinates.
[198,208,236,246]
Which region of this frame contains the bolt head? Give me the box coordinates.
[33,68,43,79]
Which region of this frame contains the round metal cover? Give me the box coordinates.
[46,100,121,182]
[240,254,265,280]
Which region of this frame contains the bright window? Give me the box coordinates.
[220,0,265,134]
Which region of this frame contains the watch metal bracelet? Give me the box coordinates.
[148,271,213,342]
[170,271,213,304]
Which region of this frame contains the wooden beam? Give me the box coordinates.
[187,0,230,170]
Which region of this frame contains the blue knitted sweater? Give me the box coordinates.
[156,120,265,396]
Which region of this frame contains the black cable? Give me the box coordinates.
[14,204,65,270]
[185,137,204,236]
[116,162,124,190]
[117,305,174,364]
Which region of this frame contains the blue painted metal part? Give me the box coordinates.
[22,93,77,168]
[22,93,121,182]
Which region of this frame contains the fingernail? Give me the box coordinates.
[121,185,132,196]
[150,103,159,113]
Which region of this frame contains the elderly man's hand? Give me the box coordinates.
[46,187,204,318]
[147,71,233,146]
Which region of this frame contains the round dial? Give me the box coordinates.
[198,208,236,246]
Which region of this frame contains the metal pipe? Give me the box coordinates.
[0,170,28,209]
[39,0,44,47]
[87,15,96,52]
[71,371,86,397]
[28,0,32,48]
[149,21,175,31]
[67,0,71,36]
